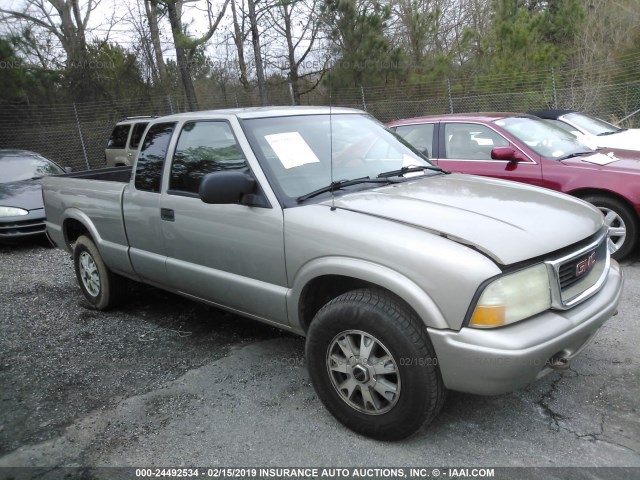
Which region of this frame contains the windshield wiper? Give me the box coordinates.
[557,151,595,161]
[377,165,450,178]
[598,129,625,136]
[296,177,398,202]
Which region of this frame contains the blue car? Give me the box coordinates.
[0,150,65,242]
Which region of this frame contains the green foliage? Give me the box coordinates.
[322,0,407,88]
[474,0,585,88]
[84,41,149,100]
[0,36,65,104]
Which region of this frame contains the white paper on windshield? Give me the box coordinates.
[265,132,320,169]
[581,152,619,166]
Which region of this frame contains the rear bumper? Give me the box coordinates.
[429,260,623,395]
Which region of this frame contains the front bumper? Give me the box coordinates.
[429,260,623,395]
[0,209,47,241]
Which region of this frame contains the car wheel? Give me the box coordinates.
[305,288,446,440]
[582,195,638,260]
[73,235,126,309]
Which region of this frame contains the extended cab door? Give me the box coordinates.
[158,119,288,324]
[436,122,543,186]
[122,122,176,285]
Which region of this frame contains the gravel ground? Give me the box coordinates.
[0,240,638,478]
[0,241,290,456]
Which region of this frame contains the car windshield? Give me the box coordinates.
[1,155,64,183]
[562,112,621,136]
[493,116,595,159]
[242,113,433,200]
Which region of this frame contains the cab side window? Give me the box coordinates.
[394,123,434,157]
[134,122,176,193]
[444,123,509,160]
[169,121,247,195]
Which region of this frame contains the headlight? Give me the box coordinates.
[0,206,29,217]
[470,264,551,328]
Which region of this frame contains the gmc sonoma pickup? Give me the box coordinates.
[43,107,623,440]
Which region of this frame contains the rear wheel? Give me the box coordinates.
[305,288,445,440]
[73,235,126,309]
[581,194,638,260]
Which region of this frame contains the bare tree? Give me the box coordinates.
[246,0,268,105]
[143,0,168,85]
[267,0,325,104]
[230,0,251,91]
[162,0,230,110]
[0,0,107,97]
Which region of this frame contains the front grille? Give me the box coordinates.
[0,218,46,237]
[548,229,609,309]
[558,245,600,290]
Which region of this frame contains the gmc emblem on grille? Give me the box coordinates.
[576,252,597,277]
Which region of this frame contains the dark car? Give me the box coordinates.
[0,150,65,241]
[387,113,640,259]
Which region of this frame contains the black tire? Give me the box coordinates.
[581,194,639,261]
[73,235,126,310]
[305,288,446,440]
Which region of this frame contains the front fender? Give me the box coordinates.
[287,256,449,333]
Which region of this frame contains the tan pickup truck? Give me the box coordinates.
[45,107,623,440]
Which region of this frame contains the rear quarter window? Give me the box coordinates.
[129,122,149,149]
[134,122,176,193]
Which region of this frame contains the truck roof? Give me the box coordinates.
[155,106,364,122]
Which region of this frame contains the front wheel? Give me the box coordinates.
[73,235,126,309]
[305,288,446,440]
[581,194,638,260]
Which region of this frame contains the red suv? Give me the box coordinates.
[388,113,640,259]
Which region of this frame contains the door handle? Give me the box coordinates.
[161,208,175,221]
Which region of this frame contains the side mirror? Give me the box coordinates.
[64,167,73,173]
[491,146,525,162]
[199,170,265,207]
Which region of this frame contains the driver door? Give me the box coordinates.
[436,122,543,187]
[159,120,288,323]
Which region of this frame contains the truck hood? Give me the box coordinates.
[322,174,604,265]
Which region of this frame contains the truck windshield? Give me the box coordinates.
[494,116,595,160]
[242,113,433,201]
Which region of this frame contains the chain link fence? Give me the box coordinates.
[1,71,639,171]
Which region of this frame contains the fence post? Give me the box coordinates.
[73,103,90,170]
[551,68,558,109]
[360,85,367,111]
[447,78,454,114]
[288,80,296,106]
[167,95,174,114]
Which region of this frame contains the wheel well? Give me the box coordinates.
[63,218,91,248]
[298,275,414,333]
[571,188,636,215]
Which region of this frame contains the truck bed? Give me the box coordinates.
[58,166,133,182]
[43,171,133,276]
